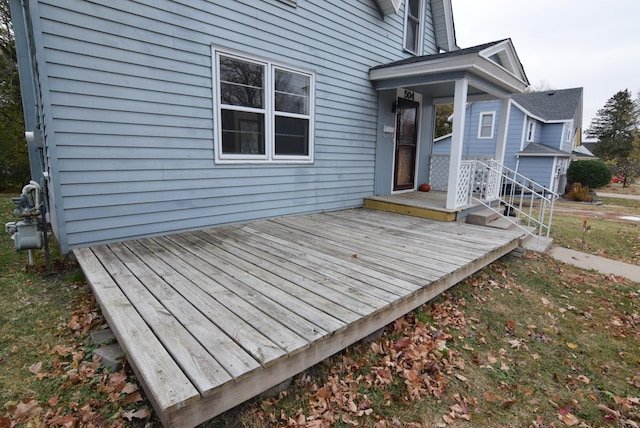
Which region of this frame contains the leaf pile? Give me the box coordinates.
[0,290,153,427]
[253,298,473,427]
[220,253,639,427]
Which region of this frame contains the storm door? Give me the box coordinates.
[393,97,419,191]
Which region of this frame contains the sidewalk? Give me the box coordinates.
[548,246,640,283]
[597,192,640,201]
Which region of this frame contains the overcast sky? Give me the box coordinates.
[451,0,640,141]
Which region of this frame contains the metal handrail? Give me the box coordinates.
[469,160,557,241]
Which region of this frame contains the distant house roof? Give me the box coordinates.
[512,88,583,122]
[572,145,595,158]
[582,142,598,154]
[517,142,572,157]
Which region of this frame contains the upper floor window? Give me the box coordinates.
[478,112,495,139]
[526,119,536,142]
[213,48,314,163]
[404,0,424,54]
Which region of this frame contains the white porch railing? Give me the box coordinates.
[429,156,557,241]
[473,160,557,239]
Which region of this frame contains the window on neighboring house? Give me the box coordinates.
[214,49,314,163]
[478,112,495,139]
[526,120,536,142]
[404,0,423,54]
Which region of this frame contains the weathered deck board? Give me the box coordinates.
[74,208,524,427]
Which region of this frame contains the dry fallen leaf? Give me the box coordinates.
[13,399,42,421]
[558,411,580,426]
[28,361,43,374]
[576,375,590,384]
[122,406,151,421]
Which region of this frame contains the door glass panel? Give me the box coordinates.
[395,146,415,187]
[394,98,419,191]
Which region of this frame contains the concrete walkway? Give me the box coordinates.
[547,189,640,282]
[548,246,640,283]
[597,191,640,201]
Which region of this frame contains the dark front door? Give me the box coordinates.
[393,97,419,191]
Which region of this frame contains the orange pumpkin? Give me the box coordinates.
[419,183,431,192]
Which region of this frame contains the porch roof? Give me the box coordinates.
[369,39,529,100]
[517,142,572,157]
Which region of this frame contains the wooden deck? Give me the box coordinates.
[73,208,524,427]
[364,191,475,221]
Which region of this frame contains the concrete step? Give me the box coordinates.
[90,328,124,371]
[466,208,500,226]
[485,216,517,230]
[519,227,554,253]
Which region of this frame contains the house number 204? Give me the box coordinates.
[404,90,415,100]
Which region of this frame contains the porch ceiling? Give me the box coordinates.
[369,39,529,101]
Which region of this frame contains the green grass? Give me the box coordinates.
[0,195,152,427]
[550,199,640,264]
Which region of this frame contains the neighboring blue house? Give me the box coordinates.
[434,87,584,194]
[9,0,530,253]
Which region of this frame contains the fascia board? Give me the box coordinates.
[369,54,476,81]
[470,56,528,93]
[517,152,571,157]
[480,40,528,84]
[441,0,457,51]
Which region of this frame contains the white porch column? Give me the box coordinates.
[446,78,468,210]
[494,98,511,163]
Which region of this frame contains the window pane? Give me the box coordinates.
[405,19,418,51]
[408,0,420,17]
[219,56,264,108]
[221,109,265,154]
[480,114,493,137]
[275,69,309,114]
[275,116,309,156]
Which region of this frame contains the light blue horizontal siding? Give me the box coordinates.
[463,101,501,157]
[517,158,554,189]
[503,107,525,171]
[34,0,436,250]
[539,123,564,150]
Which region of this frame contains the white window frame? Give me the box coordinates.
[526,119,536,142]
[403,0,425,55]
[478,112,495,139]
[565,122,573,143]
[212,47,315,164]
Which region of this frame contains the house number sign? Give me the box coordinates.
[403,90,415,101]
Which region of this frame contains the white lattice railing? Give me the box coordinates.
[429,155,495,206]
